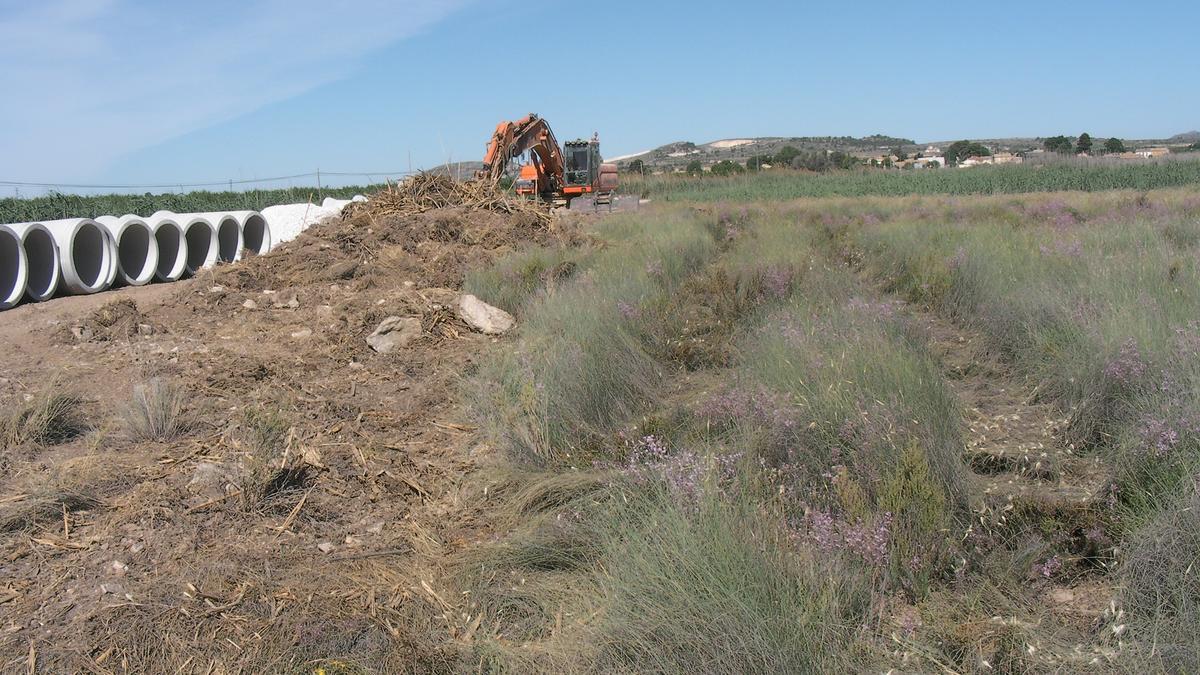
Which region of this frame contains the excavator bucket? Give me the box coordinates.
[569,194,641,212]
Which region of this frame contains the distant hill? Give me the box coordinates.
[612,131,1200,170]
[613,135,917,169]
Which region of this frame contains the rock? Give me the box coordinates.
[109,560,128,576]
[366,316,422,353]
[458,294,515,335]
[187,462,229,498]
[136,323,154,336]
[317,542,336,554]
[209,285,225,295]
[290,328,313,339]
[242,299,258,310]
[325,260,358,281]
[286,296,300,309]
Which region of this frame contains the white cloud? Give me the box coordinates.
[0,0,471,183]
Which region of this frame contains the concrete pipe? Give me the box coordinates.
[223,211,270,256]
[96,215,159,287]
[40,218,116,294]
[0,225,28,309]
[142,215,187,282]
[186,211,242,261]
[6,222,61,301]
[152,212,217,274]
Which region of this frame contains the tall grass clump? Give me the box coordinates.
[463,244,591,315]
[462,468,872,673]
[588,487,869,673]
[470,208,717,466]
[1122,483,1200,671]
[122,378,188,442]
[2,389,88,449]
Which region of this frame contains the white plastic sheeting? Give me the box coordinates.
[261,195,365,249]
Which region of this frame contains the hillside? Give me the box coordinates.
[613,130,1200,170]
[612,135,916,169]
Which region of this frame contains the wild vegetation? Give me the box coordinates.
[456,184,1200,671]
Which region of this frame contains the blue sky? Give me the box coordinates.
[2,0,1197,192]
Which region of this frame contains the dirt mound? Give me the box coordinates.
[212,203,581,293]
[57,298,155,343]
[344,173,554,226]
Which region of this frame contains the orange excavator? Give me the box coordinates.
[480,113,618,207]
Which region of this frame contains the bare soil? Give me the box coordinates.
[0,206,579,673]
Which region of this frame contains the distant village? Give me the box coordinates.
[617,134,1198,175]
[874,144,1175,171]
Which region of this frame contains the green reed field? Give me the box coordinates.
[625,158,1200,202]
[0,184,383,223]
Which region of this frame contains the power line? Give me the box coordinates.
[0,169,417,191]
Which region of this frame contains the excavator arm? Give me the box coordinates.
[480,114,566,196]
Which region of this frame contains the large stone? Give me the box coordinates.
[457,294,515,335]
[366,316,423,353]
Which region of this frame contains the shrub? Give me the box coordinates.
[2,390,88,449]
[237,406,306,509]
[123,378,188,442]
[589,491,868,673]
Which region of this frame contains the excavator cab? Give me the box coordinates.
[563,139,601,190]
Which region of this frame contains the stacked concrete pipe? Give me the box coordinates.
[40,218,116,294]
[151,212,217,275]
[226,210,271,256]
[96,215,159,286]
[188,212,246,263]
[140,214,188,282]
[0,225,27,309]
[6,222,61,302]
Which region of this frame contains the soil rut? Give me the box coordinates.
[904,303,1121,670]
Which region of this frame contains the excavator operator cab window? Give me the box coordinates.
[566,147,590,185]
